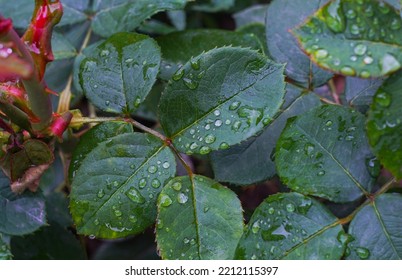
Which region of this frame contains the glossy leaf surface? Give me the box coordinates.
[347,193,402,259]
[345,77,384,112]
[159,47,285,155]
[276,105,375,202]
[70,133,176,239]
[266,0,333,87]
[366,71,402,179]
[156,175,243,259]
[211,84,321,185]
[235,193,345,260]
[79,33,161,114]
[292,0,402,78]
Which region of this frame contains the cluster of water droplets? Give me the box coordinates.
[158,179,191,210]
[337,231,371,259]
[246,197,315,259]
[302,0,401,77]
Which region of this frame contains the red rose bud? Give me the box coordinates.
[49,111,72,139]
[0,17,12,35]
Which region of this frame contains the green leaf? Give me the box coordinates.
[91,0,189,37]
[237,23,270,56]
[235,193,345,260]
[347,193,402,259]
[11,223,86,260]
[266,0,333,87]
[345,77,384,113]
[0,233,12,260]
[275,104,375,202]
[367,71,402,179]
[157,29,265,80]
[79,33,161,114]
[156,175,243,260]
[70,132,176,239]
[191,0,235,12]
[292,0,402,78]
[69,121,133,182]
[0,172,46,236]
[211,84,321,185]
[159,47,285,155]
[233,4,268,27]
[52,32,77,60]
[45,193,73,228]
[167,10,186,31]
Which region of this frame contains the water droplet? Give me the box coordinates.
[304,143,315,156]
[105,100,110,106]
[94,219,100,226]
[213,109,221,116]
[204,124,211,130]
[360,71,370,78]
[345,135,354,141]
[350,24,360,35]
[160,194,172,207]
[125,188,145,204]
[172,68,184,81]
[261,224,291,241]
[268,207,275,215]
[139,178,147,189]
[219,142,229,150]
[204,134,216,144]
[237,106,263,126]
[190,142,199,150]
[380,53,400,75]
[374,90,391,107]
[203,206,209,213]
[134,97,141,108]
[148,165,157,174]
[229,101,241,111]
[232,121,241,131]
[172,182,182,191]
[363,56,373,65]
[129,215,137,223]
[251,221,260,234]
[113,181,119,187]
[183,237,190,244]
[337,232,354,245]
[89,235,96,240]
[340,66,356,76]
[317,170,326,176]
[354,44,367,56]
[286,203,295,213]
[151,179,161,189]
[390,18,401,30]
[325,120,333,127]
[355,247,370,259]
[97,189,105,198]
[322,0,345,33]
[100,49,110,57]
[183,78,198,90]
[333,58,341,66]
[199,146,211,155]
[364,5,374,16]
[177,192,188,204]
[114,209,122,217]
[345,9,356,19]
[162,162,170,169]
[315,49,329,59]
[246,58,266,74]
[190,58,201,70]
[365,156,380,177]
[156,219,163,229]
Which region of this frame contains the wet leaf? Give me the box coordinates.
[191,0,234,12]
[92,0,189,37]
[159,46,285,155]
[345,76,385,113]
[0,233,12,260]
[69,132,176,239]
[211,84,321,185]
[52,32,77,60]
[235,193,345,260]
[266,0,333,87]
[276,105,375,202]
[156,175,243,259]
[366,71,402,179]
[0,172,46,236]
[157,29,264,80]
[79,33,161,114]
[347,193,402,259]
[292,0,402,78]
[69,121,133,182]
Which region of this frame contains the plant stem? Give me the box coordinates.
[123,118,167,141]
[0,102,32,132]
[5,26,52,132]
[328,79,341,104]
[319,96,338,105]
[338,177,397,225]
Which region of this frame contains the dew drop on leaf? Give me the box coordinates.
[177,192,188,204]
[125,188,145,204]
[355,247,370,259]
[160,194,173,207]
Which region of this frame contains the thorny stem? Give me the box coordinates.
[57,27,92,114]
[338,177,397,225]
